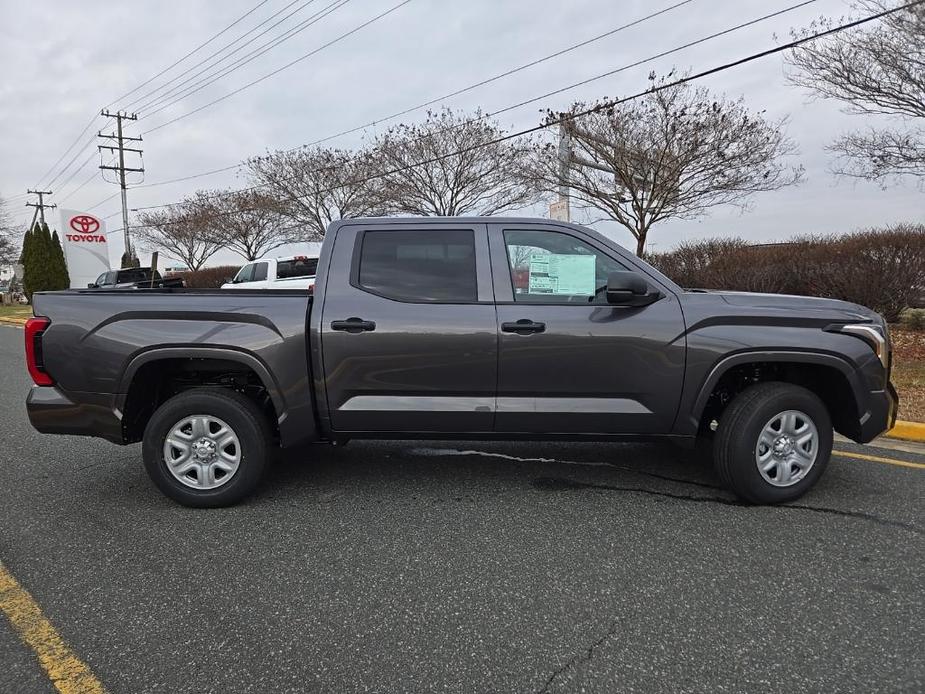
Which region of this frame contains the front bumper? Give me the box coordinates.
[855,381,899,443]
[26,386,125,444]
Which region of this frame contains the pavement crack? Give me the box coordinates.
[538,620,619,693]
[532,477,919,534]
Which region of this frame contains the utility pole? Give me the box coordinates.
[549,121,571,222]
[98,110,144,268]
[25,190,56,228]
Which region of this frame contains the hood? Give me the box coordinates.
[686,289,881,324]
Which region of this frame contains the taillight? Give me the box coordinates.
[25,317,54,386]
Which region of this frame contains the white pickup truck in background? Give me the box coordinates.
[221,255,318,290]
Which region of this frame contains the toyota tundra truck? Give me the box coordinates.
[24,217,897,507]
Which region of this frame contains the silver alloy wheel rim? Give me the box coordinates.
[163,415,241,490]
[755,409,819,487]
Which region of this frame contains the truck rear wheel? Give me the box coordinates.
[713,382,832,504]
[142,389,271,507]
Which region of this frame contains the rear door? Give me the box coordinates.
[320,222,497,433]
[490,223,686,434]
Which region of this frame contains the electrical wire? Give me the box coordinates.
[136,0,818,210]
[130,0,922,225]
[109,0,273,108]
[135,0,699,189]
[121,0,316,112]
[137,0,352,119]
[142,0,415,134]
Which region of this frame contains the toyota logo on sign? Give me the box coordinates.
[69,215,100,234]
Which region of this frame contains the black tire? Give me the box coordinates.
[714,382,832,504]
[142,389,272,508]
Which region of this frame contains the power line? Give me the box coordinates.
[138,0,352,118]
[85,192,122,212]
[33,113,103,189]
[109,0,273,107]
[131,0,921,227]
[134,0,699,190]
[136,0,817,210]
[121,0,316,112]
[142,0,415,134]
[36,2,278,196]
[51,150,100,201]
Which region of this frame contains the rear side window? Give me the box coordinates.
[357,230,477,303]
[252,262,268,281]
[277,258,318,279]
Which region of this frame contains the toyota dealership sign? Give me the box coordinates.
[59,209,111,288]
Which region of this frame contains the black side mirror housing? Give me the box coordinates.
[606,271,662,307]
[87,283,98,289]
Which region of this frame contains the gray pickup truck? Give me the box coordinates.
[25,217,897,507]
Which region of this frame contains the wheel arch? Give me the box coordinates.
[116,347,287,444]
[687,350,867,440]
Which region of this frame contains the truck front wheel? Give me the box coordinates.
[713,382,833,504]
[142,389,271,507]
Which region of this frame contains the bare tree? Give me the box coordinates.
[195,189,292,261]
[134,199,225,271]
[246,146,385,241]
[530,74,803,255]
[787,0,925,183]
[369,108,542,216]
[0,194,18,266]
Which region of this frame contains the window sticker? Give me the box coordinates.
[527,253,596,295]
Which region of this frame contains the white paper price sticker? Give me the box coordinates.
[528,253,596,295]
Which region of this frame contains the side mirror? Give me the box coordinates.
[87,283,98,288]
[606,272,661,307]
[224,277,233,284]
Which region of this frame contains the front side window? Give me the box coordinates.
[234,264,255,283]
[252,262,268,282]
[504,229,627,304]
[358,230,477,303]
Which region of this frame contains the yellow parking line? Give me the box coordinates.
[834,449,925,470]
[0,561,107,694]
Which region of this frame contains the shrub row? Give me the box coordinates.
[169,265,241,289]
[646,224,925,322]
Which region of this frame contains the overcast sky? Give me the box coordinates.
[1,0,921,266]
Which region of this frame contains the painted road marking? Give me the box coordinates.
[0,560,107,694]
[834,449,925,470]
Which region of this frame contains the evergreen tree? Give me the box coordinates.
[50,229,70,289]
[20,224,35,301]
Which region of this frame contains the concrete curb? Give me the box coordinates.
[0,317,27,326]
[885,420,925,443]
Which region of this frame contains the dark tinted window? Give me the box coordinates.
[358,230,477,302]
[116,268,160,283]
[277,258,318,279]
[253,262,268,281]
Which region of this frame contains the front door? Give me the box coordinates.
[320,223,497,434]
[490,223,686,434]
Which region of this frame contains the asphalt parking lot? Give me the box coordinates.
[0,325,923,694]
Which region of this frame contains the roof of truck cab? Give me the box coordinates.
[331,216,588,227]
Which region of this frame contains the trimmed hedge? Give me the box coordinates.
[647,225,925,322]
[170,265,241,289]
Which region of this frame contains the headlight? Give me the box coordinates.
[834,323,890,369]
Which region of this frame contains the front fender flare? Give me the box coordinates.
[684,349,865,434]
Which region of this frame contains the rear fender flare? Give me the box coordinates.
[115,347,286,425]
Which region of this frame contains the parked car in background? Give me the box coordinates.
[88,268,184,289]
[221,255,318,290]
